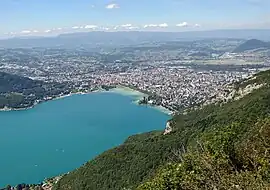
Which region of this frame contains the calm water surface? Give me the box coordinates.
[0,92,169,187]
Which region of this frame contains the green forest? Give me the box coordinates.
[0,72,72,109]
[53,70,270,189]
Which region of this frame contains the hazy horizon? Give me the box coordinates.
[1,0,270,38]
[1,28,270,40]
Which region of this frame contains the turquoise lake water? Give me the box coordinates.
[0,92,169,187]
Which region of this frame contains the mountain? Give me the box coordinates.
[1,29,270,48]
[233,39,270,53]
[54,70,270,190]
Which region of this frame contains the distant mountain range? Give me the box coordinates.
[1,29,270,48]
[233,39,270,53]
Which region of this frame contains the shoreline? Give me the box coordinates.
[108,85,147,99]
[151,105,174,115]
[0,90,99,112]
[0,86,172,188]
[0,86,174,116]
[108,85,174,116]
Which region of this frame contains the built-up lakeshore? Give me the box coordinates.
[1,38,270,114]
[113,84,176,115]
[0,85,174,115]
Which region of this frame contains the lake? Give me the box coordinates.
[0,91,169,187]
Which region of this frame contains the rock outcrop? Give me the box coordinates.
[163,121,172,135]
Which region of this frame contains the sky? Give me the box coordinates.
[0,0,270,37]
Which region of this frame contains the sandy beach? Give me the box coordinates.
[108,86,147,99]
[151,105,174,115]
[107,86,173,115]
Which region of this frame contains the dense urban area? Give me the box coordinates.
[1,38,270,113]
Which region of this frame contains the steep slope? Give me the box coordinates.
[54,70,270,190]
[233,39,270,53]
[139,118,270,189]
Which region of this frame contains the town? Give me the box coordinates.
[0,38,269,112]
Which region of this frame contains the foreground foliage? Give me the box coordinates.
[54,70,270,190]
[138,119,270,190]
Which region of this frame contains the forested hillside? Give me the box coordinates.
[0,72,71,109]
[54,70,270,190]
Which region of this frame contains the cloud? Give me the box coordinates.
[102,27,110,31]
[4,32,13,35]
[194,23,201,27]
[72,26,80,29]
[127,26,139,30]
[106,3,119,9]
[44,29,51,33]
[121,24,140,30]
[176,22,188,27]
[84,25,98,29]
[20,30,31,34]
[144,23,168,28]
[121,24,132,27]
[109,24,139,30]
[5,32,16,35]
[144,24,158,28]
[159,23,168,28]
[20,29,40,34]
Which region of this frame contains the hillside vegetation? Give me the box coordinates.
[54,70,270,190]
[0,72,71,109]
